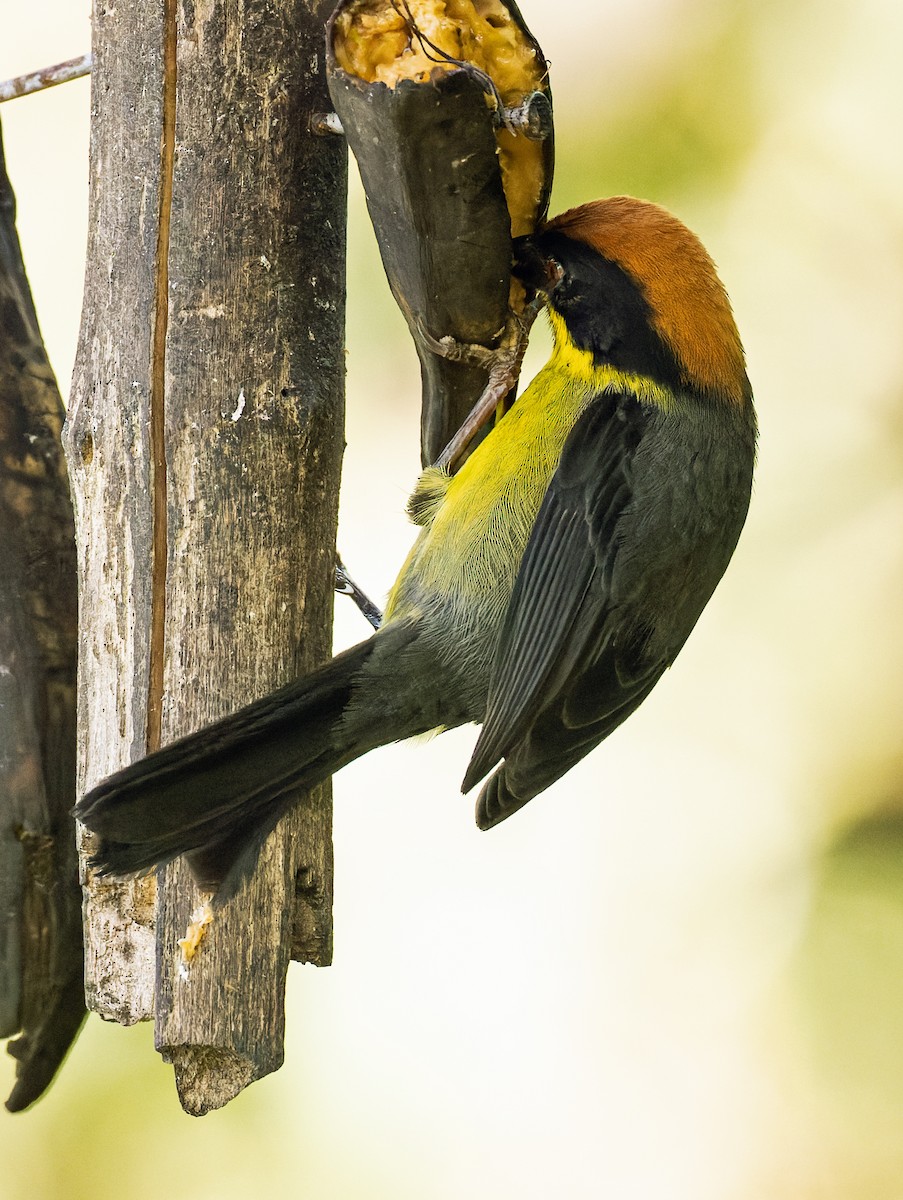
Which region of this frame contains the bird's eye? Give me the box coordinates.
[544,259,564,290]
[512,238,564,298]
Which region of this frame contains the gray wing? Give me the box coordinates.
[462,390,664,828]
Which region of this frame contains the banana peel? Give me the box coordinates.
[327,0,554,466]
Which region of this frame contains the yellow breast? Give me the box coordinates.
[385,359,597,625]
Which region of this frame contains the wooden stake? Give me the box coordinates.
[63,0,345,1113]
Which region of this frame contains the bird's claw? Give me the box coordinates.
[416,325,503,369]
[335,554,383,629]
[433,297,544,473]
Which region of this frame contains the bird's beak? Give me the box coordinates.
[512,236,564,299]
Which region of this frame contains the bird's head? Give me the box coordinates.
[513,196,751,408]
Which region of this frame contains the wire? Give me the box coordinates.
[389,0,511,126]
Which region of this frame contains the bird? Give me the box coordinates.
[76,195,757,893]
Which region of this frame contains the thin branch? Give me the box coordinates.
[0,55,92,105]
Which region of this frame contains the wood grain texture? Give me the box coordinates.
[63,0,345,1111]
[63,0,166,1026]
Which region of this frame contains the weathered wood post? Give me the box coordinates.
[62,0,345,1113]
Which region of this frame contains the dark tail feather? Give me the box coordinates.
[76,638,379,888]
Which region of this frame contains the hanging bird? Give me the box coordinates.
[76,196,757,892]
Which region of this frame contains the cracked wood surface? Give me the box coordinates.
[63,0,345,1114]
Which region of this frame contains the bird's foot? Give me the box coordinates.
[335,554,383,629]
[426,297,544,473]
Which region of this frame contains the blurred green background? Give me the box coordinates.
[3,0,903,1195]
